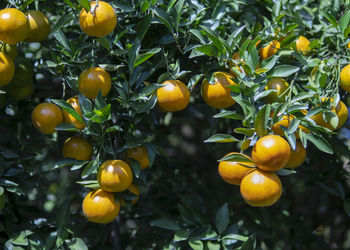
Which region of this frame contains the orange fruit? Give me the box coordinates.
[252,135,291,172]
[156,80,190,112]
[218,152,255,185]
[240,169,282,207]
[340,64,350,93]
[120,184,140,206]
[0,52,15,87]
[82,189,120,224]
[78,67,112,99]
[25,10,51,42]
[97,160,133,192]
[347,42,350,49]
[265,78,289,103]
[31,103,63,134]
[201,72,236,109]
[310,100,348,130]
[126,146,150,170]
[295,35,311,55]
[63,96,85,130]
[62,136,93,161]
[286,141,306,168]
[272,114,310,138]
[259,40,280,59]
[79,1,117,37]
[0,8,29,44]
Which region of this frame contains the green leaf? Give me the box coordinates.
[153,8,173,32]
[79,93,93,114]
[306,134,333,154]
[254,105,270,137]
[340,11,350,36]
[268,65,299,77]
[106,125,123,133]
[56,199,70,229]
[174,229,190,242]
[150,217,180,231]
[141,1,151,13]
[51,14,74,33]
[53,159,86,170]
[129,159,141,178]
[66,238,88,250]
[213,111,243,120]
[188,239,204,250]
[9,230,33,246]
[259,55,277,72]
[79,0,90,12]
[134,48,161,67]
[204,134,238,143]
[174,0,185,31]
[222,233,249,242]
[55,123,80,132]
[241,234,256,250]
[96,37,111,50]
[81,159,99,179]
[322,11,338,27]
[206,241,220,250]
[128,39,141,71]
[276,168,296,176]
[218,154,253,164]
[215,203,229,234]
[76,180,100,189]
[136,14,152,41]
[53,31,70,50]
[194,44,218,57]
[52,99,84,123]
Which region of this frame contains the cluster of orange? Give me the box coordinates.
[0,8,50,104]
[1,1,153,223]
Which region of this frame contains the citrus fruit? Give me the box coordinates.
[286,141,306,168]
[240,169,282,207]
[310,99,348,130]
[340,64,350,93]
[31,102,63,134]
[82,189,120,224]
[1,43,18,60]
[348,42,350,49]
[79,1,117,37]
[98,160,133,192]
[63,96,85,130]
[25,10,51,42]
[0,8,29,44]
[259,40,280,59]
[252,135,291,172]
[0,52,15,87]
[126,146,150,170]
[6,80,34,100]
[78,67,112,99]
[295,35,311,55]
[218,152,255,185]
[120,184,140,206]
[62,136,93,161]
[156,80,190,112]
[201,72,236,109]
[272,114,310,138]
[265,78,289,103]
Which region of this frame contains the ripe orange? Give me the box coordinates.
[31,103,63,134]
[265,78,289,103]
[218,152,255,185]
[259,40,280,59]
[120,184,140,206]
[295,35,311,55]
[25,10,51,42]
[63,96,85,130]
[252,135,291,172]
[82,189,120,224]
[340,64,350,93]
[0,52,15,87]
[126,146,150,170]
[1,43,18,60]
[286,141,306,168]
[79,1,117,37]
[156,80,190,112]
[272,114,310,138]
[62,136,93,161]
[0,8,29,44]
[348,42,350,49]
[201,72,236,109]
[98,160,133,192]
[310,100,348,130]
[240,169,282,207]
[78,67,112,99]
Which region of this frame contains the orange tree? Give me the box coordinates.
[1,0,350,249]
